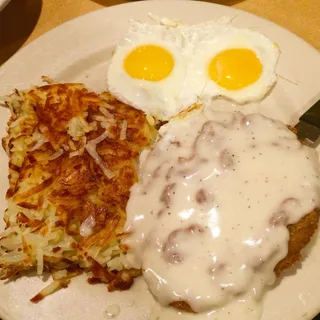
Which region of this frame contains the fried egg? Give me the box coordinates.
[107,18,280,120]
[185,21,280,104]
[107,21,197,120]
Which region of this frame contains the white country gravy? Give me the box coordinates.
[123,109,320,318]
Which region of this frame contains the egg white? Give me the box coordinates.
[107,19,280,120]
[107,21,199,121]
[184,23,280,104]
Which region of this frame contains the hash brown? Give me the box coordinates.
[0,83,156,301]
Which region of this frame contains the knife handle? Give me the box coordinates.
[300,99,320,127]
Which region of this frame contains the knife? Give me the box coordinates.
[294,99,320,148]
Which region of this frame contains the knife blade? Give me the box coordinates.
[294,98,320,148]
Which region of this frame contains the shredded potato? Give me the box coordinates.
[0,83,157,302]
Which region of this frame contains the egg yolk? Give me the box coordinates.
[124,45,174,81]
[208,48,263,90]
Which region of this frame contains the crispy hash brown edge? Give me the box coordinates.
[0,83,156,302]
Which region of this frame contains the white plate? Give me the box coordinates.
[0,0,10,12]
[0,1,320,320]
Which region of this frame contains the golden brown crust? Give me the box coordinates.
[274,209,319,276]
[0,84,156,297]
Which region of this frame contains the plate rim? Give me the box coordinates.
[1,0,319,75]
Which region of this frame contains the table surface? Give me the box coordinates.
[0,0,319,65]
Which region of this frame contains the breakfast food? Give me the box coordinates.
[107,20,193,121]
[185,21,279,105]
[0,11,318,320]
[0,83,155,301]
[107,18,279,120]
[124,109,320,318]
